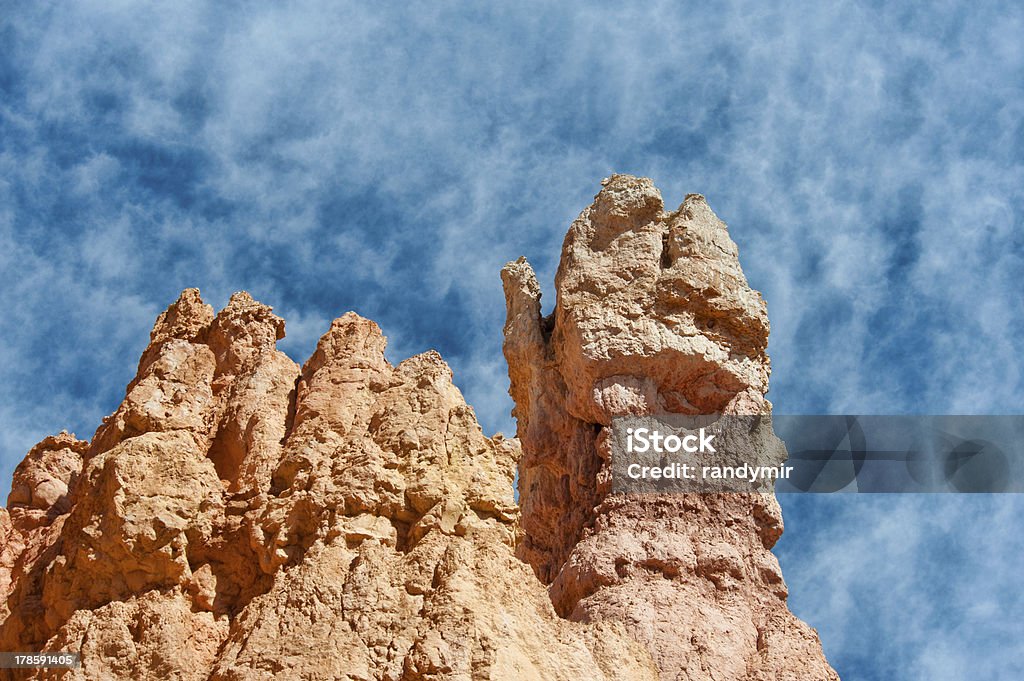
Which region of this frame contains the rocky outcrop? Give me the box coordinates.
[0,294,652,680]
[206,313,651,681]
[503,175,837,679]
[6,433,87,534]
[0,176,835,680]
[0,290,300,679]
[0,509,17,627]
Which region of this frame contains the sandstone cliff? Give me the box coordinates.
[0,176,837,680]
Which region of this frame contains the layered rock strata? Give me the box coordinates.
[0,176,836,680]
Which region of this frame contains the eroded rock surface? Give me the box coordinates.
[1,293,652,680]
[503,175,838,680]
[1,176,836,680]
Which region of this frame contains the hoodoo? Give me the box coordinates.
[502,175,838,679]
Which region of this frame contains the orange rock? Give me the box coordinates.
[1,292,653,680]
[503,175,838,680]
[1,177,837,680]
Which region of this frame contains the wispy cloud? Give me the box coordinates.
[2,2,1022,677]
[776,495,1024,680]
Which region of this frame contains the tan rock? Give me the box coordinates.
[213,312,651,680]
[503,175,838,680]
[46,591,229,681]
[0,508,17,625]
[1,290,655,680]
[0,176,837,680]
[7,432,86,532]
[0,289,298,678]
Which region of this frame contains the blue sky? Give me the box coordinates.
[2,2,1023,678]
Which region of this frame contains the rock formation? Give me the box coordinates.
[503,175,837,680]
[0,176,837,680]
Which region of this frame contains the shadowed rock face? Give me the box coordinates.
[503,175,838,680]
[0,176,836,680]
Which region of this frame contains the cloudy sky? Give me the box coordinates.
[2,2,1022,678]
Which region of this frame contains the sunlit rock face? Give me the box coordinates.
[503,175,838,680]
[1,176,835,681]
[0,293,651,680]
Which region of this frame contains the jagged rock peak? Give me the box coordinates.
[150,287,214,345]
[1,285,655,680]
[207,291,287,364]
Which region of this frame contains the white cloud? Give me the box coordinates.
[2,3,1022,677]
